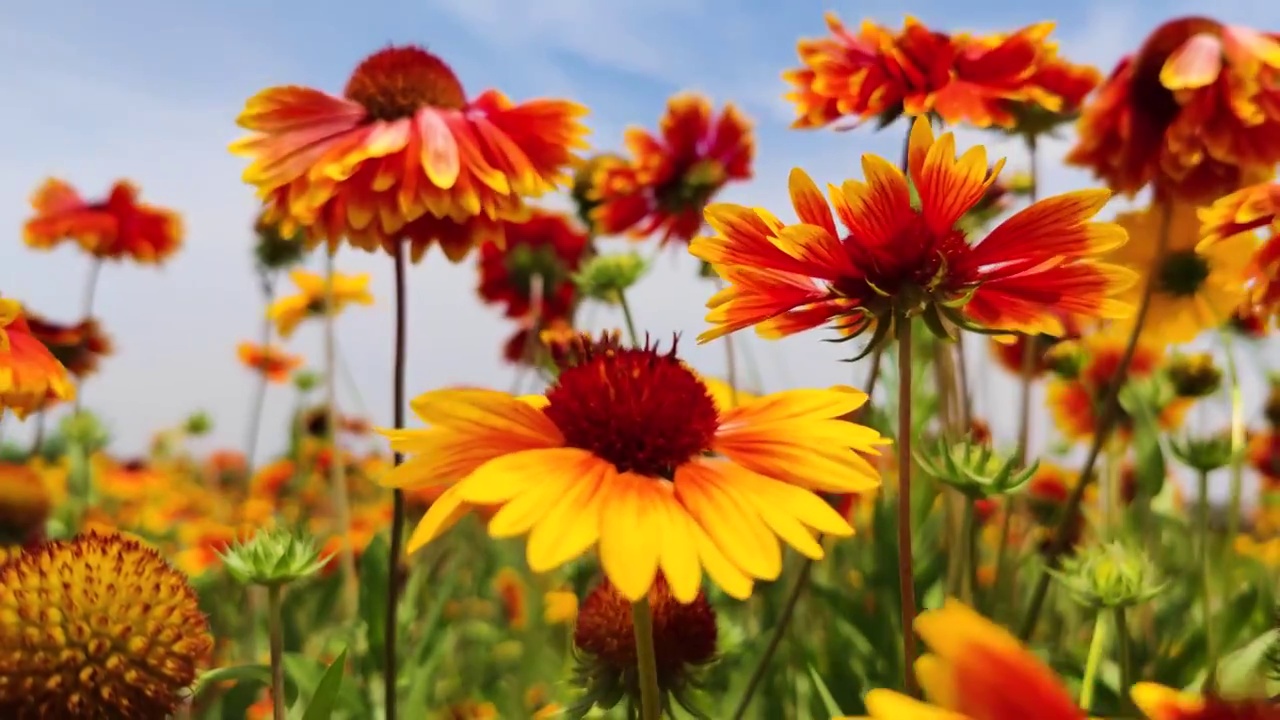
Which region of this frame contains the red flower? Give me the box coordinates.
[478,210,589,319]
[23,179,183,264]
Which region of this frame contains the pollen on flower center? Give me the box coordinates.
[1156,250,1211,296]
[344,45,467,120]
[542,336,719,478]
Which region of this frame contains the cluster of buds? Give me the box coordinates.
[1052,541,1165,609]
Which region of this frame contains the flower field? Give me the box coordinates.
[3,8,1280,720]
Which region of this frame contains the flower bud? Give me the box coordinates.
[57,410,110,453]
[915,439,1037,499]
[1053,541,1165,609]
[569,575,717,718]
[571,153,624,230]
[1166,353,1222,399]
[184,410,214,436]
[293,370,320,393]
[253,211,306,272]
[572,253,649,304]
[1170,432,1237,474]
[219,528,329,588]
[1045,341,1085,379]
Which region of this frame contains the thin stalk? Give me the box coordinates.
[384,244,409,720]
[618,291,640,345]
[244,271,274,477]
[961,496,978,604]
[1018,200,1173,641]
[1015,131,1042,468]
[989,497,1015,615]
[1222,330,1245,546]
[1114,606,1133,712]
[323,252,358,620]
[895,317,920,696]
[29,412,46,456]
[953,337,972,429]
[1078,612,1109,712]
[267,584,286,720]
[729,346,883,720]
[632,598,661,720]
[1197,470,1217,680]
[74,257,103,411]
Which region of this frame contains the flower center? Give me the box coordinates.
[344,45,467,121]
[1156,250,1211,296]
[655,159,727,213]
[835,215,971,308]
[542,336,719,478]
[505,244,569,301]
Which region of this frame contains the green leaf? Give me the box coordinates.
[193,664,271,696]
[1216,630,1279,698]
[359,533,391,674]
[300,649,348,720]
[806,663,845,717]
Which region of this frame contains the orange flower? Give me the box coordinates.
[691,117,1135,348]
[784,14,1064,130]
[989,315,1081,377]
[230,45,589,263]
[21,313,112,380]
[478,210,590,319]
[1248,429,1280,480]
[590,93,753,247]
[236,342,303,383]
[23,179,183,263]
[0,299,75,419]
[855,600,1083,720]
[1131,683,1280,719]
[492,567,529,630]
[1067,18,1280,203]
[1200,182,1280,316]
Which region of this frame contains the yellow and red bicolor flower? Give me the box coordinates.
[589,93,753,247]
[1131,683,1280,719]
[1067,18,1280,203]
[21,312,112,379]
[23,179,183,264]
[376,332,886,602]
[236,342,304,384]
[852,600,1084,720]
[1199,182,1280,317]
[691,116,1135,351]
[478,209,590,320]
[784,14,1066,130]
[0,299,75,420]
[231,45,590,263]
[268,269,374,339]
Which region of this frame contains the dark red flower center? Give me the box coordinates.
[344,45,467,120]
[542,336,719,479]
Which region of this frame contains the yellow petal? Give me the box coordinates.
[597,474,662,601]
[405,487,470,553]
[654,496,703,604]
[674,461,782,581]
[525,460,615,572]
[453,447,597,504]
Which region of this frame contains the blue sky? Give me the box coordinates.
[1,0,1278,485]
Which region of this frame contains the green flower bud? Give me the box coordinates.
[1045,341,1085,380]
[1169,432,1237,474]
[914,439,1037,499]
[1052,541,1165,609]
[1166,352,1222,399]
[58,411,110,453]
[573,253,649,304]
[293,370,320,393]
[253,213,306,272]
[219,528,329,588]
[183,411,213,436]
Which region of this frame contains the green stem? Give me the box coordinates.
[1078,612,1109,712]
[618,291,640,347]
[267,584,286,720]
[1222,330,1244,548]
[961,497,978,604]
[990,496,1015,615]
[1198,470,1217,682]
[895,317,920,697]
[632,598,661,720]
[1115,606,1133,713]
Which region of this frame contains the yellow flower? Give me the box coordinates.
[1110,201,1253,345]
[0,532,214,717]
[1131,682,1279,719]
[378,332,886,603]
[854,600,1082,720]
[268,269,374,339]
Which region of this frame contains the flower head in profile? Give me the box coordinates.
[231,45,589,263]
[0,532,214,718]
[1199,182,1280,318]
[0,299,76,420]
[237,342,304,384]
[22,312,113,379]
[377,332,886,602]
[1067,18,1280,203]
[1131,683,1280,720]
[589,93,753,247]
[1005,47,1102,136]
[570,574,717,717]
[268,269,374,338]
[691,116,1135,354]
[23,178,183,264]
[1109,201,1252,344]
[478,209,590,320]
[784,14,1069,130]
[852,600,1083,720]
